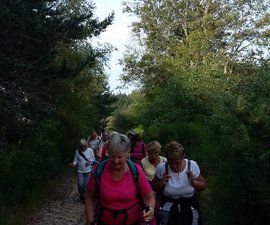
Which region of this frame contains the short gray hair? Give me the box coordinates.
[79,139,88,150]
[80,139,87,145]
[108,132,130,154]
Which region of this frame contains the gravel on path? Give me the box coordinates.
[28,171,86,225]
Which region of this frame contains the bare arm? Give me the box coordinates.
[142,192,155,222]
[85,189,96,225]
[188,174,206,191]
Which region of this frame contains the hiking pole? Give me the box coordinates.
[65,166,72,196]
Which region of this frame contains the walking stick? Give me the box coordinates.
[65,167,72,196]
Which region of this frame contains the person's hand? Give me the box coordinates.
[160,173,171,188]
[187,171,194,186]
[143,206,154,222]
[85,160,90,166]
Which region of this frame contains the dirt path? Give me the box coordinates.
[28,170,86,225]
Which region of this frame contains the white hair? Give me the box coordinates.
[108,132,130,154]
[80,139,87,145]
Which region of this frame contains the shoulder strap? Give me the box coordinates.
[96,159,109,182]
[101,145,106,161]
[130,143,134,154]
[127,159,142,200]
[78,150,89,161]
[95,159,108,204]
[142,142,145,156]
[165,162,169,175]
[94,139,101,150]
[188,159,191,173]
[127,159,138,183]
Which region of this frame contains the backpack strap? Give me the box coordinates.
[96,159,109,182]
[142,142,145,156]
[127,159,138,183]
[127,159,141,199]
[101,144,109,162]
[78,150,89,162]
[130,142,134,154]
[187,159,191,173]
[95,159,109,197]
[96,139,102,149]
[165,162,169,176]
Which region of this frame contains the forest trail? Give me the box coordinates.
[28,170,86,225]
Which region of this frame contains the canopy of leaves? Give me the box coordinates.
[0,0,116,215]
[112,1,270,224]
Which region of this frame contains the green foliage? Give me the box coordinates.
[0,1,116,222]
[109,92,144,133]
[114,1,270,224]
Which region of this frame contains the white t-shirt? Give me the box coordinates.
[88,139,101,151]
[72,148,95,173]
[155,159,200,211]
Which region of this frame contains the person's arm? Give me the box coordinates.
[137,165,155,222]
[142,192,155,222]
[187,161,206,191]
[72,151,78,166]
[188,174,206,191]
[85,191,96,225]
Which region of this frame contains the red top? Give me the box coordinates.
[131,141,147,161]
[97,143,109,160]
[88,161,152,225]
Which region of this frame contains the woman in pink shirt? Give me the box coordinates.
[128,131,147,166]
[85,132,155,225]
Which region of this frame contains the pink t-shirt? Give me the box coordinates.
[131,141,147,161]
[88,161,152,225]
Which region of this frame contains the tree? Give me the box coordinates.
[122,0,270,89]
[118,1,270,224]
[0,0,116,212]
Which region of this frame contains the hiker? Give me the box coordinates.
[128,131,147,166]
[70,139,95,202]
[85,132,155,225]
[141,141,167,224]
[141,141,167,181]
[87,130,101,157]
[155,141,206,225]
[96,131,109,162]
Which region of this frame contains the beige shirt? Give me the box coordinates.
[141,156,167,181]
